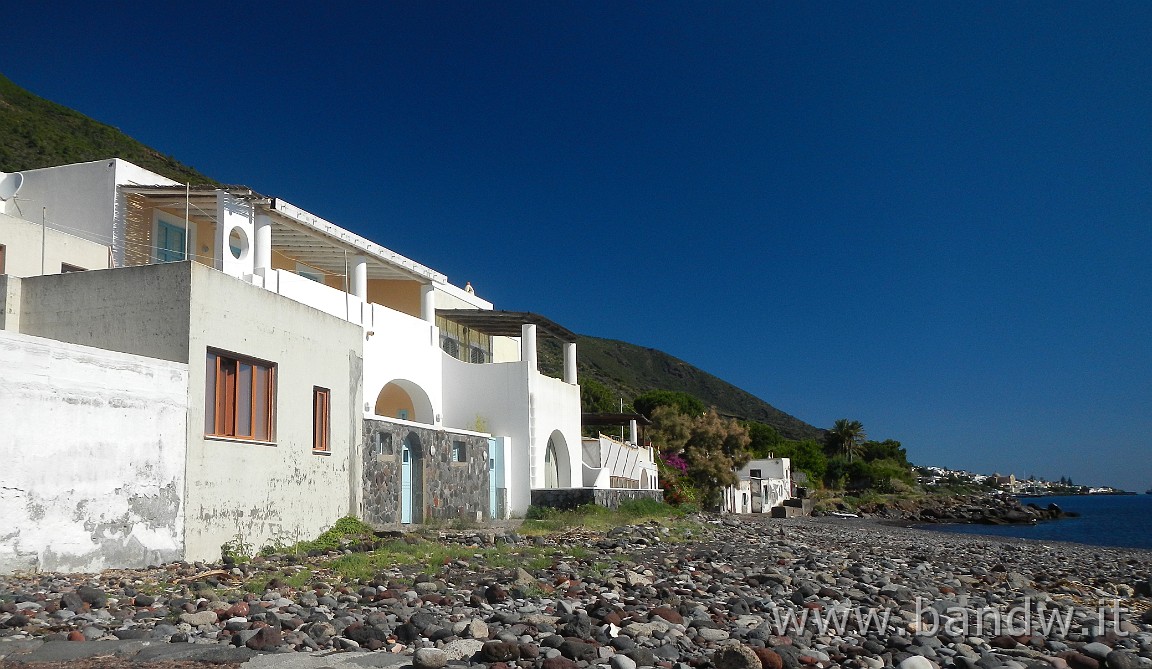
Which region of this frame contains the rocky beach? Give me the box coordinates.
[2,516,1151,669]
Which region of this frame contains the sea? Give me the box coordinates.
[924,494,1152,551]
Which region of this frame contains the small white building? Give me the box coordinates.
[724,457,793,515]
[0,159,602,572]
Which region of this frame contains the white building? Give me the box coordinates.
[723,457,793,515]
[579,413,660,491]
[0,159,637,573]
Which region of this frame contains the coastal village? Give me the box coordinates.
[3,8,1152,664]
[1,156,1150,669]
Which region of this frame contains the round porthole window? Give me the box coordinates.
[228,227,249,260]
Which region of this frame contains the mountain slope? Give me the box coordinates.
[541,335,822,441]
[0,73,215,184]
[0,72,822,442]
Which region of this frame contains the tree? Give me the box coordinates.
[580,378,618,414]
[649,406,751,509]
[773,438,827,487]
[745,421,783,458]
[861,439,908,466]
[632,390,706,419]
[825,419,866,463]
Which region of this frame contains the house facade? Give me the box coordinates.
[0,158,629,573]
[724,457,793,515]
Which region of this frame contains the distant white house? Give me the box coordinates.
[723,457,792,514]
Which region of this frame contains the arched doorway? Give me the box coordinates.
[401,432,423,523]
[543,430,571,488]
[375,379,434,424]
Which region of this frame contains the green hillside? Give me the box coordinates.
[540,335,822,441]
[0,72,822,442]
[0,73,215,184]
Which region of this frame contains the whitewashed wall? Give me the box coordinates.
[441,356,533,514]
[0,330,188,573]
[184,264,365,561]
[441,355,582,516]
[528,373,582,490]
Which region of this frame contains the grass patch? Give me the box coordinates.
[520,501,694,535]
[261,516,377,557]
[327,540,553,582]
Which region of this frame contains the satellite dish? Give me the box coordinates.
[0,172,23,201]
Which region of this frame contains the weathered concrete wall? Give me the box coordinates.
[183,263,365,561]
[16,262,192,363]
[0,212,113,277]
[362,419,491,526]
[0,330,188,573]
[0,274,20,331]
[530,488,664,511]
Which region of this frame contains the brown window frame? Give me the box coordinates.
[205,349,276,441]
[0,244,6,274]
[313,387,331,453]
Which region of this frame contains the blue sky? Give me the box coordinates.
[4,2,1150,489]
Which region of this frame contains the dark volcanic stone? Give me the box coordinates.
[625,648,657,667]
[394,622,422,642]
[245,626,282,651]
[542,658,580,669]
[559,639,598,662]
[486,585,509,604]
[561,614,594,638]
[3,614,30,628]
[1063,653,1100,669]
[482,641,521,662]
[60,592,84,612]
[1106,651,1139,669]
[77,586,107,608]
[344,623,389,645]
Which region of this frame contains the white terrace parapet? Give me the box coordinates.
[248,268,435,344]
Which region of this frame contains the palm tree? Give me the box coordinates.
[827,418,867,463]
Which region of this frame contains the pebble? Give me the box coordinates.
[0,516,1148,669]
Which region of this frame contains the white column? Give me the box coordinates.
[522,323,538,369]
[629,419,638,445]
[351,255,368,299]
[253,214,272,276]
[420,283,436,323]
[563,341,577,384]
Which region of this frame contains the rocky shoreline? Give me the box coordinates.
[2,516,1151,669]
[818,495,1079,525]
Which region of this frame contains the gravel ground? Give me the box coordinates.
[2,515,1151,669]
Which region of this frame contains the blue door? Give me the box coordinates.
[488,437,506,520]
[156,221,186,262]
